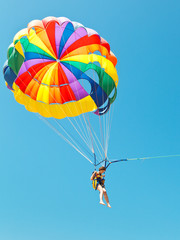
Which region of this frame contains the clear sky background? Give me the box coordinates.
[0,0,180,239]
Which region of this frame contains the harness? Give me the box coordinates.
[92,172,105,190]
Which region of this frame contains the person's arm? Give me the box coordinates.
[90,171,97,180]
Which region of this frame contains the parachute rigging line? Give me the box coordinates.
[103,154,180,169]
[37,114,94,164]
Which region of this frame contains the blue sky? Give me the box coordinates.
[0,0,180,239]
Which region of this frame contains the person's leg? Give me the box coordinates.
[102,188,111,208]
[97,185,105,205]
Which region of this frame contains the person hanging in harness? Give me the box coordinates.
[90,166,111,208]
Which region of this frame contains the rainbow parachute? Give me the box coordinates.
[4,21,180,170]
[3,17,118,165]
[3,16,118,119]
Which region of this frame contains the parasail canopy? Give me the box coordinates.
[3,16,118,118]
[3,17,119,166]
